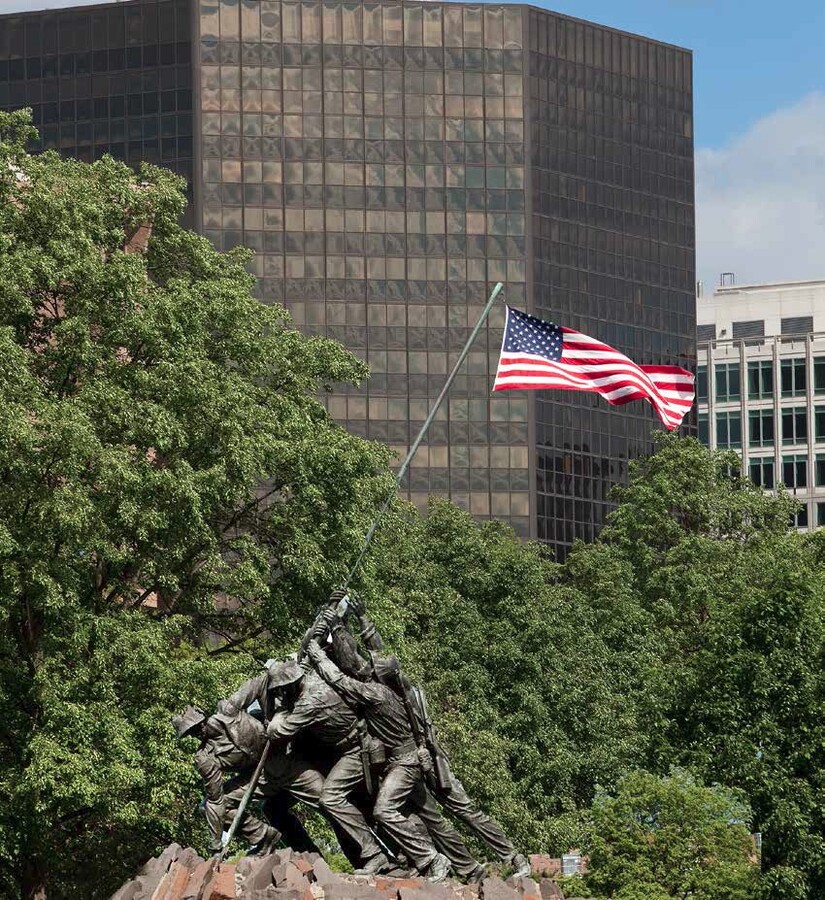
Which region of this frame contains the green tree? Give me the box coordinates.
[565,435,825,897]
[0,110,389,898]
[579,769,759,900]
[4,103,823,900]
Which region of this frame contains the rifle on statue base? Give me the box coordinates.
[218,742,272,862]
[389,666,452,795]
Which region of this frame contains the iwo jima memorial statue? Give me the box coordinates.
[173,588,530,883]
[151,283,693,897]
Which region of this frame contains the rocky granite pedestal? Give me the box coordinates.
[110,845,581,900]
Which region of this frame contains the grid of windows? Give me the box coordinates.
[197,0,695,554]
[0,0,194,219]
[10,0,695,554]
[699,322,825,534]
[197,0,532,535]
[529,10,695,553]
[748,359,773,399]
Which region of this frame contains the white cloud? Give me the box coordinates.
[696,92,825,289]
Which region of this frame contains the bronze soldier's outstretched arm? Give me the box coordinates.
[224,673,268,716]
[305,639,384,710]
[331,623,371,678]
[347,592,384,651]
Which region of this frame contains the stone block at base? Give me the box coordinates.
[205,863,236,900]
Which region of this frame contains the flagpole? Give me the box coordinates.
[342,280,504,588]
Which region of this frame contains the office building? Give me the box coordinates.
[697,278,825,529]
[0,0,696,557]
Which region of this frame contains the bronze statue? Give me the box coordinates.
[321,611,487,881]
[265,659,394,874]
[174,665,329,858]
[305,638,452,882]
[172,703,279,855]
[175,589,529,881]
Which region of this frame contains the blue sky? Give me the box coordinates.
[2,0,825,287]
[531,0,825,148]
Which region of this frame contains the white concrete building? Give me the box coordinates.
[697,278,825,530]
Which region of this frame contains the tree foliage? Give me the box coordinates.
[564,435,825,897]
[1,110,823,900]
[361,437,825,897]
[359,500,650,854]
[0,109,390,898]
[576,769,759,900]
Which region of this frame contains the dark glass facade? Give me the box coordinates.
[196,0,532,535]
[0,0,695,558]
[526,10,696,550]
[0,0,194,218]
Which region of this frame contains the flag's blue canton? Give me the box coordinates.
[503,308,563,360]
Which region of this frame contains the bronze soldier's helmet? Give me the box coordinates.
[368,652,401,686]
[172,705,207,740]
[267,659,304,689]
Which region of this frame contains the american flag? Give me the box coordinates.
[493,307,695,431]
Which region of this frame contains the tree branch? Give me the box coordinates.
[207,625,266,656]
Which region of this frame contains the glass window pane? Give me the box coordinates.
[697,365,707,403]
[715,363,740,402]
[816,358,825,394]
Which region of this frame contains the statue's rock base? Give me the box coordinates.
[109,845,574,900]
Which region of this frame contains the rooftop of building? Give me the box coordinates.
[702,277,825,297]
[0,0,692,54]
[717,278,825,294]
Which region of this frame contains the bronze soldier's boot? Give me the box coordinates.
[248,825,281,856]
[354,852,393,876]
[425,853,452,883]
[508,853,531,878]
[464,864,486,883]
